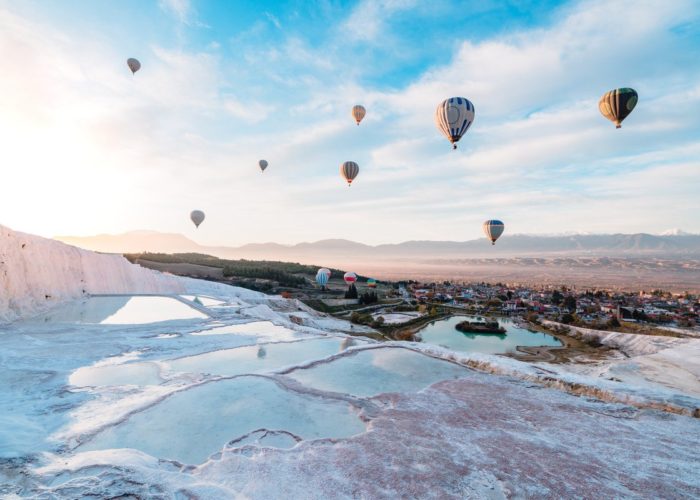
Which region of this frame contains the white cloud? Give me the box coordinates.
[158,0,192,24]
[223,98,274,123]
[0,0,699,245]
[264,12,282,30]
[342,0,419,42]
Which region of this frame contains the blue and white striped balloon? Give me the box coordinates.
[483,220,505,245]
[316,268,331,287]
[435,97,475,150]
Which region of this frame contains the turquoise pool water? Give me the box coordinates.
[287,347,470,397]
[81,376,365,464]
[418,316,561,354]
[32,296,208,324]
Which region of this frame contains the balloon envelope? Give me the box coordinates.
[316,269,330,287]
[367,278,377,288]
[483,220,504,245]
[435,97,475,149]
[259,159,268,172]
[599,88,638,128]
[343,272,357,284]
[190,210,205,228]
[352,105,366,125]
[127,58,141,74]
[340,161,359,186]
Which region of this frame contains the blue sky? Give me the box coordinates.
[0,0,699,245]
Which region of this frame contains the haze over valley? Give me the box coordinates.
[57,230,700,290]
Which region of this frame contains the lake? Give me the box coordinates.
[417,315,561,354]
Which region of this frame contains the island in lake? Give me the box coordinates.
[455,318,507,334]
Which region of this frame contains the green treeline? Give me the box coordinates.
[125,252,363,287]
[222,266,305,287]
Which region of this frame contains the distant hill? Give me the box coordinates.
[55,230,700,290]
[56,231,700,264]
[56,231,202,254]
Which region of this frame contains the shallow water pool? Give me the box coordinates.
[69,361,162,387]
[190,321,294,338]
[180,295,227,306]
[287,347,469,397]
[34,296,208,324]
[81,376,366,464]
[167,337,361,376]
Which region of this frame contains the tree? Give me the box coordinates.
[345,284,358,299]
[607,316,621,328]
[350,312,371,324]
[561,313,575,324]
[371,316,385,328]
[632,309,648,322]
[525,312,540,324]
[486,298,502,308]
[563,295,577,312]
[551,290,564,305]
[358,291,378,305]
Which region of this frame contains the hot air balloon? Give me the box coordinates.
[367,278,377,288]
[127,58,141,74]
[352,105,366,126]
[599,88,638,128]
[259,159,268,172]
[190,210,205,228]
[483,220,504,245]
[343,272,357,284]
[316,268,330,288]
[340,161,359,186]
[435,97,475,149]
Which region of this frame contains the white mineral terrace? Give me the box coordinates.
[1,226,699,498]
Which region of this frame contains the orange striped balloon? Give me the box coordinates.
[352,105,366,125]
[598,88,637,128]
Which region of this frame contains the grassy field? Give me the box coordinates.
[126,252,367,287]
[127,252,391,300]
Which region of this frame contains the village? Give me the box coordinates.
[398,281,700,330]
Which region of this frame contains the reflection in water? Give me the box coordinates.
[190,321,294,337]
[81,376,366,464]
[30,296,208,325]
[340,337,355,352]
[167,337,357,377]
[180,295,226,307]
[288,347,469,398]
[418,315,561,355]
[458,332,506,340]
[70,362,162,387]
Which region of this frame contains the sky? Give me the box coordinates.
[0,0,699,246]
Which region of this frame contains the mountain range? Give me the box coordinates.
[54,231,700,290]
[55,230,700,263]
